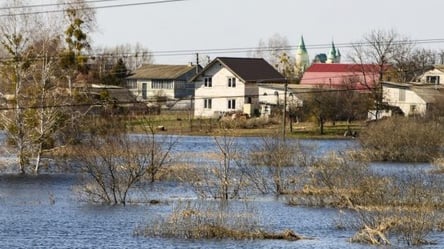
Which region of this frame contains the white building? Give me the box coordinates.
[192,57,286,118]
[417,66,444,85]
[382,81,444,117]
[258,83,304,117]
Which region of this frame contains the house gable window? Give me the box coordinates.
[204,77,212,87]
[228,77,236,88]
[204,98,212,109]
[228,99,236,110]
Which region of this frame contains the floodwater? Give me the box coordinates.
[0,136,442,249]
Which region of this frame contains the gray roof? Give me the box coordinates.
[193,57,286,83]
[88,86,137,104]
[411,85,444,103]
[383,81,444,104]
[127,64,198,80]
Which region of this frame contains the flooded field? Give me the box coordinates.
[0,136,442,249]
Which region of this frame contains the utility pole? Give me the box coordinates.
[196,53,200,74]
[282,78,288,142]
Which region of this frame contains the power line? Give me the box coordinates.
[0,0,188,17]
[0,38,443,63]
[0,0,122,11]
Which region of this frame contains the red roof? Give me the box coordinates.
[300,63,384,90]
[306,63,382,73]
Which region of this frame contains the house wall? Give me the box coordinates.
[383,85,427,116]
[258,85,288,105]
[418,69,444,84]
[194,64,248,118]
[130,79,189,101]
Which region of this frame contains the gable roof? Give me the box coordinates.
[127,64,198,80]
[193,57,286,83]
[306,63,382,73]
[383,81,444,103]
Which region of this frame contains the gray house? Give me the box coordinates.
[126,64,200,102]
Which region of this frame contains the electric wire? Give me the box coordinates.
[0,0,188,17]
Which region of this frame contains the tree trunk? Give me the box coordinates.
[34,143,42,174]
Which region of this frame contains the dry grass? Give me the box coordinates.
[287,152,444,246]
[135,200,301,241]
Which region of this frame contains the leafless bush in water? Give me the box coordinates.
[74,119,177,205]
[358,117,444,162]
[290,152,443,246]
[248,134,315,195]
[136,200,301,241]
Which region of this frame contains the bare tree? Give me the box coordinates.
[76,117,178,205]
[249,33,291,70]
[249,134,309,194]
[26,22,70,174]
[0,0,39,174]
[349,29,411,120]
[58,0,96,87]
[393,48,436,82]
[90,43,153,84]
[303,86,338,135]
[192,135,248,200]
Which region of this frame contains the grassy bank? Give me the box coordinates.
[125,111,364,139]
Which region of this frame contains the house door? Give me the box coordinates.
[142,83,147,99]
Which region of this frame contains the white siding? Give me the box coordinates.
[194,64,246,117]
[383,86,427,116]
[132,80,177,101]
[419,69,444,84]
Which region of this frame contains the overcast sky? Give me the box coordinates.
[92,0,444,64]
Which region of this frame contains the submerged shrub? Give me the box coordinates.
[358,117,444,162]
[136,200,301,241]
[291,152,443,246]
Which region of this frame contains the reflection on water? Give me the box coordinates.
[0,136,442,249]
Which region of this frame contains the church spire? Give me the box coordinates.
[326,41,338,64]
[295,35,309,72]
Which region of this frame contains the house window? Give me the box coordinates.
[151,80,173,89]
[204,99,212,109]
[246,97,252,104]
[399,89,406,101]
[126,80,137,89]
[228,99,236,110]
[228,77,236,87]
[410,105,417,114]
[426,76,440,84]
[204,77,212,87]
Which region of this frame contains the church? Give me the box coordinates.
[294,36,341,74]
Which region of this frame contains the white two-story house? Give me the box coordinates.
[192,57,286,118]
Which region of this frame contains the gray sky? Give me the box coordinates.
[92,0,444,64]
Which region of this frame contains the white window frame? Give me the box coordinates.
[228,99,236,110]
[228,77,236,88]
[204,77,212,87]
[204,98,212,109]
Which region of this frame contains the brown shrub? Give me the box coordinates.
[358,117,444,162]
[135,200,301,241]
